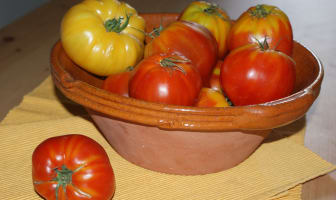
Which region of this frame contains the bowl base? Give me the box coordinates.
[88,109,270,175]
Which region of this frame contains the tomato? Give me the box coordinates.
[61,0,145,76]
[129,54,202,106]
[32,134,115,200]
[195,88,230,107]
[144,20,218,86]
[102,66,134,97]
[220,43,296,106]
[228,4,293,56]
[209,60,223,93]
[179,1,232,58]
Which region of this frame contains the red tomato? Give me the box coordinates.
[129,54,202,106]
[228,4,293,56]
[145,20,218,86]
[209,60,223,93]
[32,134,115,200]
[102,66,134,97]
[195,88,230,107]
[179,1,232,58]
[220,44,296,106]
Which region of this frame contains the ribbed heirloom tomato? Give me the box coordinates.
[145,20,218,86]
[32,134,115,200]
[179,1,232,58]
[220,43,296,106]
[228,4,293,56]
[129,54,202,106]
[61,0,145,76]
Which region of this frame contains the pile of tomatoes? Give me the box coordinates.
[61,0,296,108]
[32,1,297,200]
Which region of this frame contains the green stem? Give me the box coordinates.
[34,164,90,200]
[253,36,269,51]
[52,165,74,200]
[104,14,132,33]
[249,4,271,18]
[204,4,218,14]
[203,4,227,21]
[148,24,164,38]
[160,57,191,74]
[131,24,163,39]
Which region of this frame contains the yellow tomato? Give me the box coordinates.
[195,88,230,107]
[61,0,145,76]
[179,1,231,58]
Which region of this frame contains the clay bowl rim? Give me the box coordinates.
[50,16,324,132]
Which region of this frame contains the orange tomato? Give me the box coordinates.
[195,88,230,107]
[145,20,218,86]
[228,4,293,56]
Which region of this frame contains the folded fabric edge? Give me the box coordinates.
[255,165,336,200]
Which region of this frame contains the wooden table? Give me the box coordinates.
[1,0,335,199]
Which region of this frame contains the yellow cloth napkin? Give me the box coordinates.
[0,77,335,200]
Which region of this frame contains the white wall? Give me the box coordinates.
[0,0,51,29]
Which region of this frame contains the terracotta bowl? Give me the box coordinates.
[50,13,323,175]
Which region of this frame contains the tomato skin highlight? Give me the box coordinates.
[220,44,296,106]
[228,4,293,56]
[129,54,202,106]
[145,20,218,86]
[179,1,232,58]
[32,134,115,200]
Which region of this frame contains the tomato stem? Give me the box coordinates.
[249,4,271,18]
[204,4,218,14]
[131,24,163,39]
[105,13,132,33]
[160,57,190,74]
[203,4,227,21]
[52,165,73,200]
[253,36,269,51]
[32,164,91,200]
[148,24,164,39]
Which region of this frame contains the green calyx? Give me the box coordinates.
[204,4,218,14]
[160,57,190,74]
[203,4,226,21]
[131,23,163,39]
[249,4,272,18]
[105,14,132,33]
[34,164,90,200]
[256,37,270,51]
[52,165,77,200]
[148,24,164,39]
